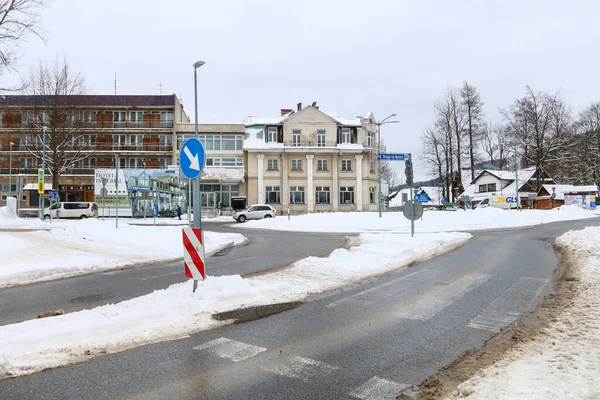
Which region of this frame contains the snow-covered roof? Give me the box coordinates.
[245,113,292,126]
[322,111,363,127]
[337,143,364,150]
[539,184,598,201]
[243,126,284,150]
[23,183,53,190]
[201,167,245,182]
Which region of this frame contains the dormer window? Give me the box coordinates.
[342,128,351,143]
[267,127,277,143]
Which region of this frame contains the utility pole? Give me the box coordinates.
[376,114,400,217]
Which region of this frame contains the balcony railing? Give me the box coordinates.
[0,121,174,130]
[0,165,166,175]
[282,141,351,147]
[0,143,173,152]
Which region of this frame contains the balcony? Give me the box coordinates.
[0,120,174,130]
[0,143,173,153]
[283,140,339,147]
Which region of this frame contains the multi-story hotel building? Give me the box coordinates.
[244,102,380,214]
[0,95,188,208]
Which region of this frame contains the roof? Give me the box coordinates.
[245,106,367,127]
[0,95,176,107]
[539,184,598,200]
[23,183,53,190]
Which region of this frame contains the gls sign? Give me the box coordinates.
[491,196,518,204]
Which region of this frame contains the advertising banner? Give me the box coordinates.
[94,169,188,217]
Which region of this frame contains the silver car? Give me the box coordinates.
[233,204,276,222]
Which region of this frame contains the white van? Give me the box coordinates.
[44,202,98,219]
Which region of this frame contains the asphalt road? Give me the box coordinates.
[0,223,350,326]
[1,218,599,400]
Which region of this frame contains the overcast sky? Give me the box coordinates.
[3,0,599,181]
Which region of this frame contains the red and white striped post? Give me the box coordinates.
[182,227,206,292]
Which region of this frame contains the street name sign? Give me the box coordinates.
[378,153,407,161]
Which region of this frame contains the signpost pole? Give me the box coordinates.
[39,127,46,221]
[409,153,414,237]
[115,154,119,229]
[188,179,192,228]
[377,123,382,218]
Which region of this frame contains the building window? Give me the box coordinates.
[267,159,278,170]
[317,129,326,146]
[267,127,278,143]
[291,159,302,171]
[266,186,280,204]
[292,130,301,146]
[340,186,354,204]
[478,184,486,193]
[370,157,375,172]
[316,186,330,204]
[342,128,351,144]
[369,187,376,204]
[317,159,328,171]
[290,186,305,204]
[368,131,375,147]
[341,159,352,171]
[487,183,497,192]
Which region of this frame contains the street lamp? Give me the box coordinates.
[193,60,205,229]
[375,114,400,218]
[8,142,14,198]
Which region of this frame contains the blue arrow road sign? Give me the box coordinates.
[179,138,205,179]
[378,153,407,161]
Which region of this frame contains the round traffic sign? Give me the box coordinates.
[179,138,206,179]
[402,200,424,221]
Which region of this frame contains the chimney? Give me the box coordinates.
[280,108,293,116]
[297,102,302,111]
[312,101,317,107]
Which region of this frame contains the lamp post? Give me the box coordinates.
[142,162,147,220]
[193,60,205,229]
[39,126,47,221]
[375,114,400,218]
[8,142,14,198]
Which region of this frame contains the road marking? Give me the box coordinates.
[468,277,549,332]
[396,273,492,320]
[263,356,339,382]
[138,271,182,281]
[193,338,266,362]
[350,376,408,400]
[326,269,438,309]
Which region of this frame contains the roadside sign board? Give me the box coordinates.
[37,169,44,194]
[466,203,472,209]
[414,193,429,203]
[48,191,57,201]
[402,200,424,221]
[378,153,407,161]
[39,194,53,199]
[180,138,206,179]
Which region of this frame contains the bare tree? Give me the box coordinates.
[460,81,484,181]
[0,0,50,81]
[481,120,496,165]
[501,86,574,191]
[380,160,399,191]
[570,103,600,189]
[433,97,454,200]
[19,56,89,191]
[495,124,508,170]
[419,125,445,192]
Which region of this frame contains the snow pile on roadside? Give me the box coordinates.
[240,206,599,233]
[447,226,600,400]
[0,231,471,377]
[0,206,45,229]
[0,219,246,288]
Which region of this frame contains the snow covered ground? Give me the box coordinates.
[0,231,471,377]
[239,206,599,233]
[446,226,600,400]
[0,216,246,288]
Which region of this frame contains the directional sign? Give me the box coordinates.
[466,203,472,209]
[378,153,407,161]
[180,138,205,179]
[49,191,58,201]
[414,193,429,203]
[130,185,153,191]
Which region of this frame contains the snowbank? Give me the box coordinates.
[0,231,471,377]
[0,219,246,288]
[0,206,46,229]
[240,206,599,233]
[447,226,600,399]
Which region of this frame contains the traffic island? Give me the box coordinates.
[212,301,303,323]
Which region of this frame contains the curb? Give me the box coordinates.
[212,301,303,323]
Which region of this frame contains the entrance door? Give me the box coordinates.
[201,192,217,217]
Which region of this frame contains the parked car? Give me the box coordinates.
[44,202,98,219]
[233,204,276,222]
